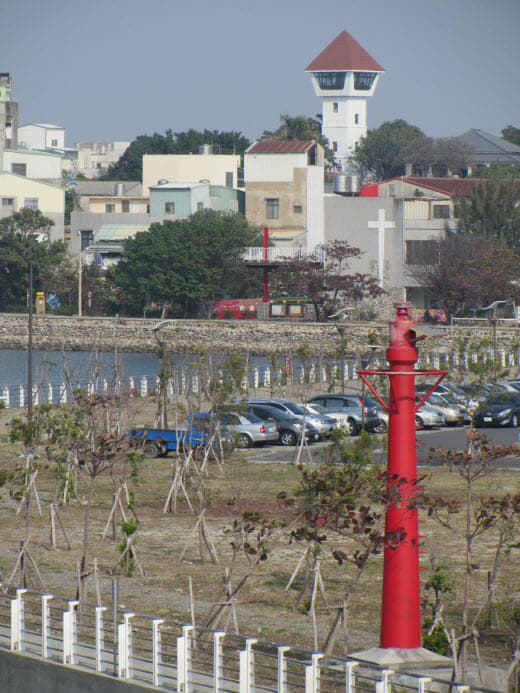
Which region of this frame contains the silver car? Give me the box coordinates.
[219,412,279,448]
[415,401,446,429]
[246,398,337,439]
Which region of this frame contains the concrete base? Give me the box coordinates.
[351,647,452,671]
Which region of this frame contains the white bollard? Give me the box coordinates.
[140,377,148,397]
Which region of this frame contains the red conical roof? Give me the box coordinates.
[305,30,384,72]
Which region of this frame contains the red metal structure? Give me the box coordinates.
[358,302,446,649]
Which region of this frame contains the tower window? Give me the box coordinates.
[332,102,339,113]
[314,72,346,90]
[266,198,279,219]
[354,72,376,90]
[354,113,360,124]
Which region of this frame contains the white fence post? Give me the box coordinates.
[19,384,24,408]
[42,594,53,658]
[140,376,148,397]
[239,638,258,693]
[213,631,226,693]
[10,588,27,651]
[63,600,79,665]
[2,386,9,408]
[177,624,193,692]
[418,676,431,693]
[95,606,107,672]
[345,661,358,693]
[375,668,394,693]
[277,646,290,693]
[305,653,323,693]
[118,612,134,679]
[59,382,67,404]
[152,618,164,687]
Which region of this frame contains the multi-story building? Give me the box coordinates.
[305,31,383,172]
[244,140,325,251]
[325,176,472,308]
[142,150,241,191]
[76,141,130,178]
[0,171,65,241]
[0,73,18,169]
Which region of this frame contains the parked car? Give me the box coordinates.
[218,411,278,448]
[421,392,469,426]
[415,401,446,429]
[473,392,520,428]
[246,398,337,439]
[246,404,321,446]
[306,394,381,436]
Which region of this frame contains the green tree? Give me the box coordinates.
[261,114,334,162]
[0,210,71,311]
[109,210,262,316]
[353,119,425,180]
[454,174,520,252]
[501,125,520,146]
[101,129,250,181]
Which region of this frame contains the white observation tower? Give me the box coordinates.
[305,30,384,171]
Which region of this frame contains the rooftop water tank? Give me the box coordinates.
[114,182,124,196]
[199,144,213,155]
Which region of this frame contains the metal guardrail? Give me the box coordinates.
[0,584,497,692]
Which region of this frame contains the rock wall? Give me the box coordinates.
[2,314,520,359]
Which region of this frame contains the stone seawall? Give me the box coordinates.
[1,314,519,358]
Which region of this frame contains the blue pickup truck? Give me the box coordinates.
[129,413,226,458]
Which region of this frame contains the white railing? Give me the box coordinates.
[0,584,490,692]
[241,247,322,263]
[0,347,518,411]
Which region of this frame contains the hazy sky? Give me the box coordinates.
[4,0,519,147]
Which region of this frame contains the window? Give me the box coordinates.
[332,142,338,152]
[80,230,93,251]
[197,202,204,212]
[354,72,376,90]
[51,139,58,147]
[121,200,130,213]
[293,205,302,214]
[225,171,234,187]
[433,205,450,219]
[332,102,339,113]
[266,198,279,219]
[12,163,27,176]
[165,202,175,214]
[405,240,439,265]
[354,113,360,124]
[105,204,115,213]
[2,198,14,207]
[314,72,346,90]
[24,197,38,210]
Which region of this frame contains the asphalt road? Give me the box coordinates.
[242,424,520,468]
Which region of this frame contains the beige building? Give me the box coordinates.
[244,140,325,250]
[142,152,241,191]
[0,171,65,241]
[76,141,130,178]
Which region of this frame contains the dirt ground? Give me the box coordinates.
[0,391,519,669]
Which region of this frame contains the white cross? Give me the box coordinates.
[367,209,395,287]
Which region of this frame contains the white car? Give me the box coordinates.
[219,412,279,448]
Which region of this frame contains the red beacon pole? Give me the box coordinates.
[359,302,447,650]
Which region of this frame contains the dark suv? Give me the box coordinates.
[307,394,381,435]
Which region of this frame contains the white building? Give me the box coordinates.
[18,123,65,150]
[76,141,130,178]
[305,30,384,172]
